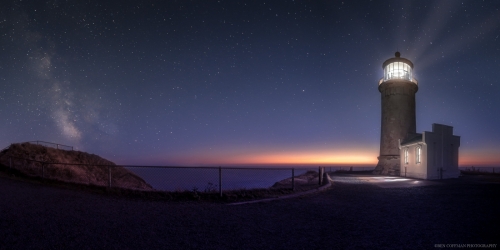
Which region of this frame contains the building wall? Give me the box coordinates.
[423,124,460,179]
[400,143,428,179]
[378,80,418,157]
[375,79,418,176]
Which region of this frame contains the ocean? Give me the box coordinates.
[125,166,375,191]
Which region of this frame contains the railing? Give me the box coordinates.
[378,77,418,85]
[27,141,73,151]
[3,157,354,196]
[460,167,500,174]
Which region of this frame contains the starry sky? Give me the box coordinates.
[1,0,499,167]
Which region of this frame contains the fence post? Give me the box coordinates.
[319,166,324,186]
[219,167,222,197]
[292,168,295,191]
[322,167,325,184]
[42,164,45,178]
[9,157,12,169]
[318,167,320,185]
[108,165,111,187]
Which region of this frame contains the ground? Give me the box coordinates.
[0,173,498,249]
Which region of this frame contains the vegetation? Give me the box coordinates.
[0,142,152,190]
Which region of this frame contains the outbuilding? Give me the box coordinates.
[399,123,460,179]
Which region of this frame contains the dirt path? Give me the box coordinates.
[1,174,498,249]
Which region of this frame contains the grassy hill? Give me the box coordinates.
[0,142,153,190]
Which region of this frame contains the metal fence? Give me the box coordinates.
[27,141,73,151]
[459,167,500,174]
[5,157,358,196]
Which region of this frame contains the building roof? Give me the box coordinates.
[400,133,422,146]
[382,52,414,69]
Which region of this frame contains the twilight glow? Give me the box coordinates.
[153,146,379,167]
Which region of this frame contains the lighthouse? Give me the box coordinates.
[373,52,418,176]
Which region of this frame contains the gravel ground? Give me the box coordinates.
[1,174,499,249]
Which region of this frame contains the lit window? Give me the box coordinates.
[384,62,412,81]
[404,148,409,164]
[416,147,421,164]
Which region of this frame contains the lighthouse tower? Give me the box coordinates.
[373,52,418,176]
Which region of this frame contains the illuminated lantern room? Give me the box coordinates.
[380,52,418,85]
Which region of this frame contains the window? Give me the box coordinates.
[384,62,412,81]
[404,148,409,164]
[416,147,421,164]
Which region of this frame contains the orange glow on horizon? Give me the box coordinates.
[136,145,500,167]
[160,146,380,166]
[234,153,376,165]
[459,148,500,167]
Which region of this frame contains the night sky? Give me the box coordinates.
[1,0,499,167]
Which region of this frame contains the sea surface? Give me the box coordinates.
[126,166,375,191]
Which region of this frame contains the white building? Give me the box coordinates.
[399,123,460,179]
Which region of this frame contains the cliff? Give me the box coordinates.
[0,142,153,190]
